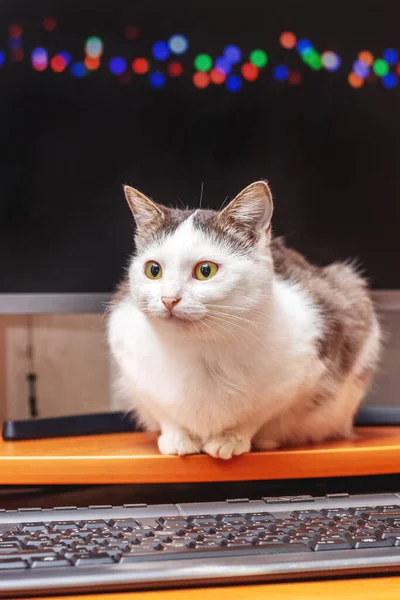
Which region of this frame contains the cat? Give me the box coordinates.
[108,180,381,459]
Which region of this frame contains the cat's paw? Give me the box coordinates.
[203,433,251,460]
[158,431,201,456]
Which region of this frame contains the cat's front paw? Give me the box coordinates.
[158,431,201,456]
[203,433,251,460]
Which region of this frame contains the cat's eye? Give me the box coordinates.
[144,261,162,280]
[194,261,219,281]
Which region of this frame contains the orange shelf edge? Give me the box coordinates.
[0,426,399,485]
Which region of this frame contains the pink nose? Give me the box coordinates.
[161,296,181,312]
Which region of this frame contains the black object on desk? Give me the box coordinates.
[2,411,138,441]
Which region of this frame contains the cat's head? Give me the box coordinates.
[124,181,274,334]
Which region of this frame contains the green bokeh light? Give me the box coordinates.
[249,49,268,68]
[194,54,212,71]
[373,58,389,77]
[302,48,322,70]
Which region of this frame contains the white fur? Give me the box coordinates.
[108,215,374,459]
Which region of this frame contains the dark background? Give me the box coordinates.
[0,0,399,293]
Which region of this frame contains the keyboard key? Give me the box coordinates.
[31,556,72,568]
[49,521,79,531]
[19,522,48,532]
[291,510,322,519]
[310,539,352,551]
[377,528,400,539]
[0,542,21,553]
[375,506,400,512]
[347,536,392,549]
[78,520,107,529]
[108,519,140,529]
[71,552,116,566]
[245,513,275,521]
[0,558,27,570]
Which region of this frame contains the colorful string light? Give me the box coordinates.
[223,45,241,64]
[280,32,296,49]
[152,41,169,61]
[132,58,149,74]
[84,56,100,71]
[31,47,48,71]
[193,72,210,88]
[242,63,258,81]
[0,51,5,67]
[348,73,363,88]
[383,49,398,65]
[194,54,212,71]
[288,71,302,85]
[169,35,188,55]
[168,61,183,76]
[85,37,103,59]
[297,39,313,54]
[373,58,389,77]
[358,51,374,66]
[43,17,56,32]
[59,52,72,66]
[274,65,289,81]
[249,49,267,68]
[353,60,370,79]
[210,68,225,84]
[226,75,241,91]
[321,51,341,72]
[51,55,67,72]
[124,25,139,40]
[215,57,232,75]
[70,62,86,78]
[382,73,397,88]
[9,25,23,38]
[109,57,126,75]
[149,72,165,88]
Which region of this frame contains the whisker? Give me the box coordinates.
[199,182,204,209]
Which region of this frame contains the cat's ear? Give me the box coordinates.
[123,186,165,234]
[217,181,273,241]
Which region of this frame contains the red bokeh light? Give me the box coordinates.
[280,32,297,49]
[84,56,100,70]
[168,61,183,76]
[51,55,67,72]
[193,72,210,88]
[241,62,258,81]
[124,25,139,40]
[210,68,225,84]
[11,49,24,62]
[288,71,302,85]
[9,25,23,38]
[43,17,57,32]
[33,62,47,72]
[132,58,149,74]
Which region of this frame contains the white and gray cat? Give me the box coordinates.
[108,181,381,459]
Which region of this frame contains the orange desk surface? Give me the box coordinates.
[0,426,400,485]
[24,577,400,600]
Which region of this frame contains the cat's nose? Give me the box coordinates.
[161,296,181,312]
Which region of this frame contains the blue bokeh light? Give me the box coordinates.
[59,51,72,66]
[149,71,166,88]
[70,62,86,78]
[226,75,241,91]
[0,51,4,67]
[273,65,289,81]
[215,57,232,75]
[383,48,398,65]
[31,47,48,63]
[169,35,188,55]
[223,45,241,64]
[353,60,370,78]
[109,57,127,75]
[297,39,313,54]
[10,38,22,49]
[382,72,397,88]
[152,41,169,61]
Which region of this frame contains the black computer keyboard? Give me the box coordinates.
[1,493,400,596]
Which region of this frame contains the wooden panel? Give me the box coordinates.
[0,315,30,421]
[0,427,400,485]
[31,314,110,417]
[1,313,111,420]
[24,577,400,600]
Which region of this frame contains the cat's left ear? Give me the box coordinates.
[217,181,274,241]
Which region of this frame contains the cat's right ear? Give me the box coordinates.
[123,186,165,235]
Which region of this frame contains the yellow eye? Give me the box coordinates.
[194,261,219,281]
[144,261,162,280]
